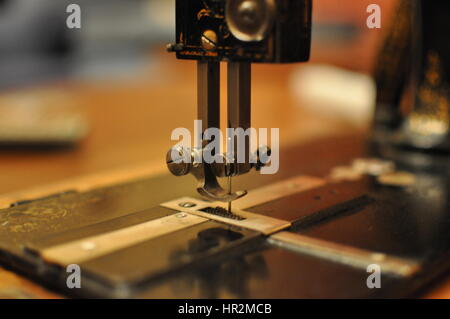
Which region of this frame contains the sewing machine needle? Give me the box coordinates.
[228,176,232,213]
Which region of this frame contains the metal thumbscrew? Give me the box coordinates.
[255,145,272,171]
[166,146,192,177]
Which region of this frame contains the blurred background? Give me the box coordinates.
[0,0,398,195]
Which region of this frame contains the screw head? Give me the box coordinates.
[179,202,196,208]
[176,212,188,218]
[201,30,218,51]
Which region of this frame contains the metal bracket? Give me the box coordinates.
[269,232,421,278]
[31,213,208,266]
[162,197,291,235]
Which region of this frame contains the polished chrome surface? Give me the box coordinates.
[226,0,276,42]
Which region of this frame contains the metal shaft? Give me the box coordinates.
[228,175,232,213]
[227,62,252,176]
[198,61,220,140]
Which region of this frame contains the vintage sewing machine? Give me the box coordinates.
[0,0,448,298]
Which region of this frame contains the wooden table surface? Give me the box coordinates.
[0,42,448,298]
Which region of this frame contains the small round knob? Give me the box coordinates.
[166,146,192,176]
[255,145,272,171]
